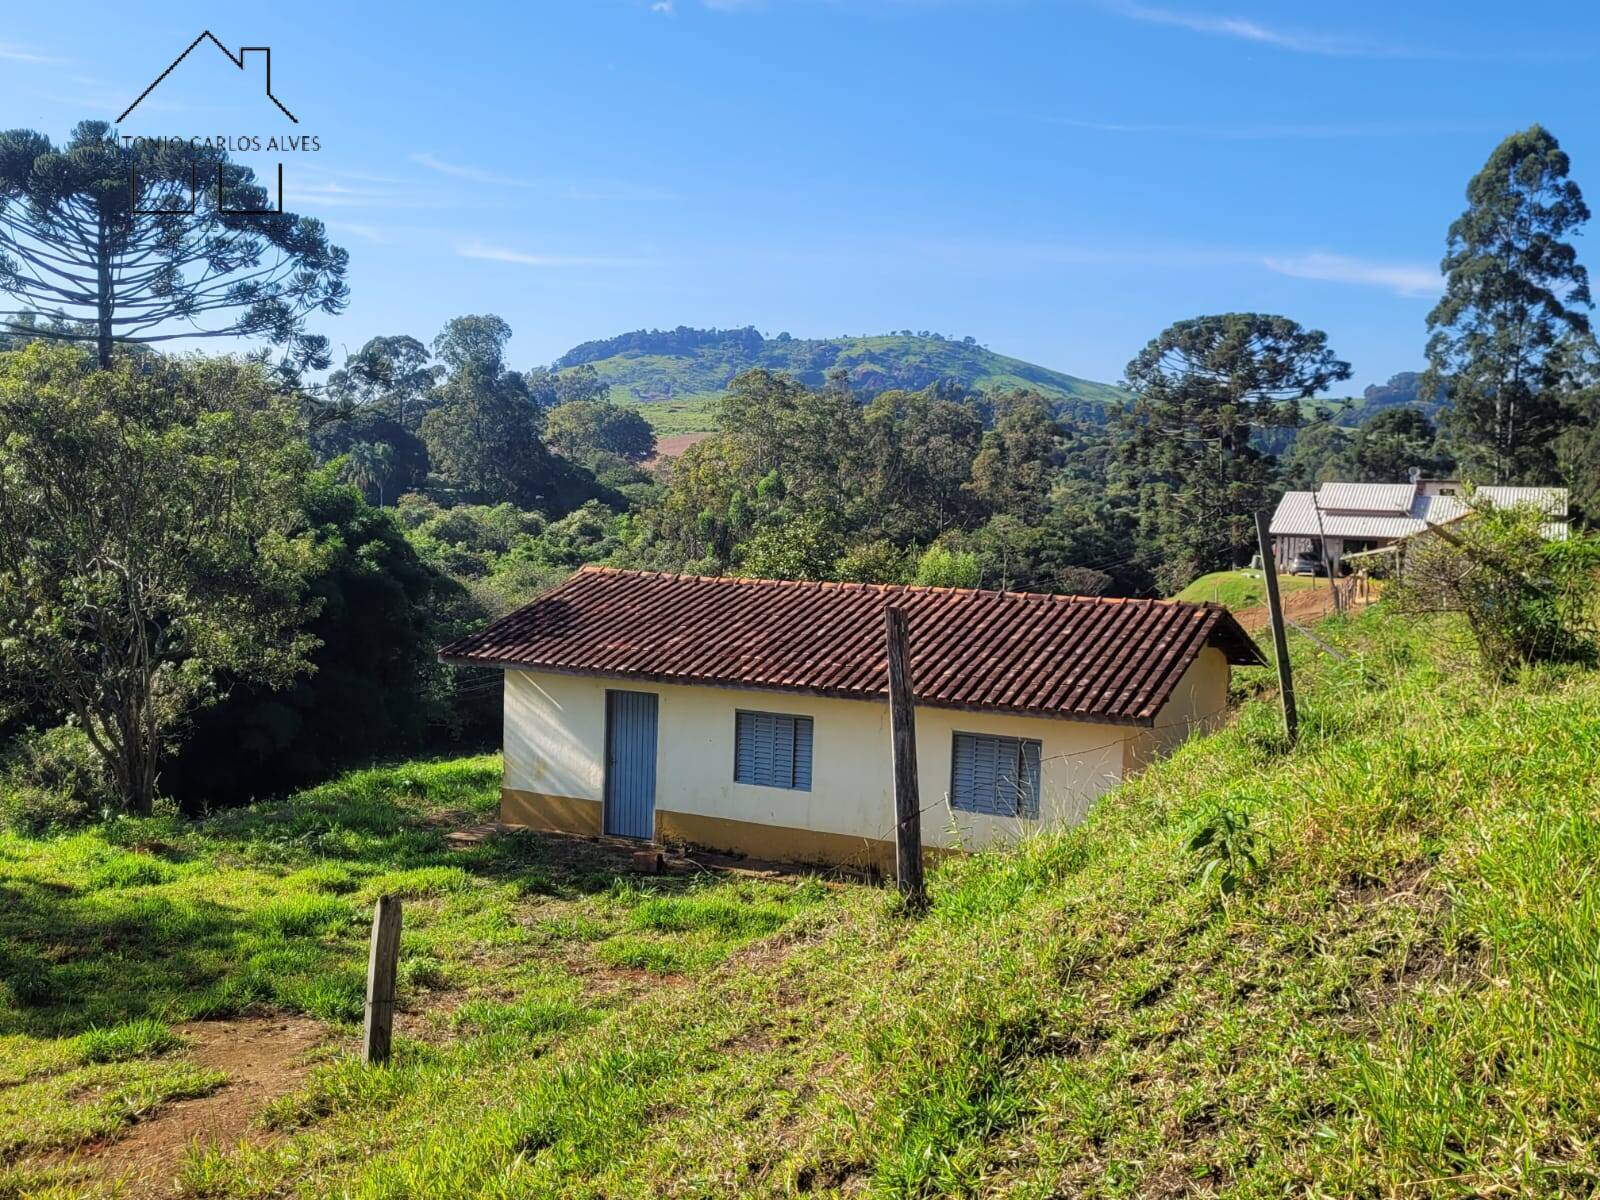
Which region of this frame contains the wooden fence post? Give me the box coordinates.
[884,606,925,907]
[363,894,402,1066]
[1254,511,1298,747]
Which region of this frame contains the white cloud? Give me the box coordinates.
[884,235,1444,297]
[651,1,674,11]
[1263,252,1441,297]
[411,154,673,203]
[329,222,388,244]
[1112,3,1422,58]
[410,152,533,188]
[297,163,412,187]
[456,240,659,268]
[0,41,66,65]
[287,179,450,212]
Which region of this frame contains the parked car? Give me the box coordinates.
[1290,548,1336,576]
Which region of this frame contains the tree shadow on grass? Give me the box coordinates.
[199,755,713,902]
[0,879,267,1038]
[0,759,716,1037]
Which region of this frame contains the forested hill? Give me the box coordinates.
[553,326,1129,430]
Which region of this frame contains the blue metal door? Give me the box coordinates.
[605,691,658,839]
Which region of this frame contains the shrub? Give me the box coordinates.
[1188,806,1267,900]
[0,725,114,833]
[833,540,909,584]
[1391,500,1600,676]
[913,544,981,589]
[735,511,842,582]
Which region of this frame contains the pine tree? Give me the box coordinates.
[1425,125,1592,484]
[1122,313,1350,588]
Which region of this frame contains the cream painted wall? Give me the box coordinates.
[504,666,608,804]
[504,653,1227,852]
[1123,646,1230,769]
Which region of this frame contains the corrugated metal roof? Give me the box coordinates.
[1473,486,1569,516]
[1270,492,1426,539]
[1316,482,1416,513]
[1271,485,1569,540]
[439,568,1266,727]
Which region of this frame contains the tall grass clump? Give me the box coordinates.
[76,1018,181,1064]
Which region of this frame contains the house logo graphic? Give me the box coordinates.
[119,31,297,125]
[117,31,319,217]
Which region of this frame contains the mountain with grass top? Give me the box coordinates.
[553,326,1130,434]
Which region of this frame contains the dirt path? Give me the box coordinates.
[1233,579,1372,633]
[44,1015,332,1197]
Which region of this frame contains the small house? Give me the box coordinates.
[439,568,1264,871]
[1268,480,1569,572]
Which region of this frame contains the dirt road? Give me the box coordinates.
[1232,578,1372,632]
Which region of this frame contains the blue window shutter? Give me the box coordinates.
[1019,740,1041,819]
[793,718,813,791]
[972,736,999,815]
[735,712,756,783]
[952,732,1041,819]
[772,715,795,788]
[752,712,775,785]
[952,733,978,811]
[995,738,1021,817]
[734,710,813,791]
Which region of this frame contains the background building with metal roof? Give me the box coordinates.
[1267,481,1569,570]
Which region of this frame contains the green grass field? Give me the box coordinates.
[5,609,1600,1195]
[1174,568,1316,610]
[0,758,842,1196]
[623,393,722,435]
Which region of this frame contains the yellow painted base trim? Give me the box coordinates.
[654,809,902,873]
[501,788,602,837]
[498,791,942,875]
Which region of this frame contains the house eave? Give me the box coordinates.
[436,654,1163,727]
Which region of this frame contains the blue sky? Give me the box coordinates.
[1,0,1597,392]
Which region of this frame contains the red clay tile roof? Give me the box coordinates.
[439,567,1265,726]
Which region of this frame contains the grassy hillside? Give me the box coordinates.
[555,327,1130,434]
[1174,568,1315,610]
[6,609,1600,1196]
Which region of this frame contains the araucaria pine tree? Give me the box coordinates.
[0,121,348,371]
[1122,313,1350,590]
